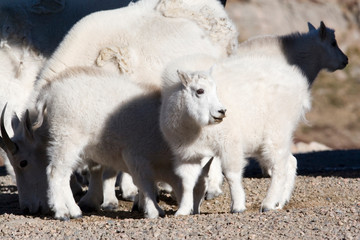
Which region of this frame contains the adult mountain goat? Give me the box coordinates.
[36,0,237,89]
[160,22,348,214]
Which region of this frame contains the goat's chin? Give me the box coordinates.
[209,117,223,125]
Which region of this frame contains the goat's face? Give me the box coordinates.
[309,21,348,72]
[1,106,49,215]
[177,69,226,126]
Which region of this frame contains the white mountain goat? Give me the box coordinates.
[160,22,348,214]
[36,0,237,88]
[0,67,213,220]
[236,21,348,176]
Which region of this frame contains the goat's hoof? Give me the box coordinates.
[79,204,98,213]
[55,214,71,221]
[205,189,223,200]
[131,203,142,213]
[122,195,136,202]
[260,207,270,213]
[101,203,118,211]
[72,214,83,219]
[231,208,245,214]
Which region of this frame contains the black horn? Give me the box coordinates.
[220,0,227,7]
[1,104,17,155]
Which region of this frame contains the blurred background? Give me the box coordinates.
[226,0,360,150]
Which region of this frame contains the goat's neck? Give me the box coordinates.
[280,34,322,86]
[168,97,202,145]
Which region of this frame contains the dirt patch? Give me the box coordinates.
[0,167,359,239]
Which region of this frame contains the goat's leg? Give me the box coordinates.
[123,151,163,218]
[260,149,292,212]
[223,169,246,213]
[119,172,138,201]
[78,161,104,212]
[174,162,202,216]
[280,154,297,206]
[101,167,119,210]
[47,144,83,220]
[193,157,214,214]
[221,149,246,213]
[204,156,223,200]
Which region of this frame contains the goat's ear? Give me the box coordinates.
[307,22,316,32]
[177,70,191,87]
[23,110,34,141]
[319,21,327,40]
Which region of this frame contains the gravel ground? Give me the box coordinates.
[0,166,359,239]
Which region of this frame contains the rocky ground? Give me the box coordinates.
[1,159,359,239]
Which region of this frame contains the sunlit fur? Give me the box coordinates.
[4,67,214,220]
[160,53,311,214]
[36,0,237,92]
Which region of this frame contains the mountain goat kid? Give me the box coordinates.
[160,22,348,214]
[0,67,213,220]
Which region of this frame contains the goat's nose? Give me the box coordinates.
[218,109,227,116]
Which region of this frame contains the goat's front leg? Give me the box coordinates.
[174,161,202,216]
[47,148,83,220]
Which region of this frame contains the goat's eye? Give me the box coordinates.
[19,160,28,168]
[331,40,337,47]
[196,89,204,95]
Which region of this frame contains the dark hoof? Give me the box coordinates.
[72,214,83,219]
[261,207,270,213]
[79,204,98,213]
[205,191,222,200]
[231,209,245,214]
[131,203,141,213]
[101,203,118,211]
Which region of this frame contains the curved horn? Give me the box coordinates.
[0,136,5,151]
[1,104,17,155]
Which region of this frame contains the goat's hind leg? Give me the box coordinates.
[101,167,119,210]
[260,148,295,212]
[78,161,104,212]
[222,151,247,213]
[280,154,297,206]
[123,152,164,218]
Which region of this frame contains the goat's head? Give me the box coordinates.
[0,104,49,215]
[177,68,226,127]
[308,21,348,72]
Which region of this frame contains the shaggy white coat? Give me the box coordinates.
[36,0,237,89]
[160,54,311,214]
[3,67,213,219]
